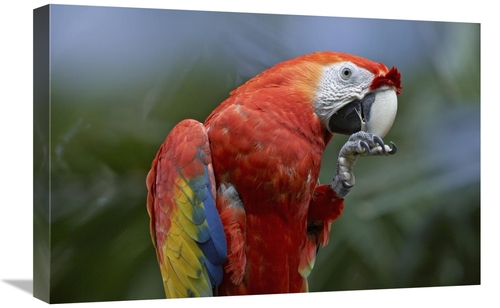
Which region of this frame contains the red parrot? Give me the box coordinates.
[146,51,402,297]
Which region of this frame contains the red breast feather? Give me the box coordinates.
[204,51,389,294]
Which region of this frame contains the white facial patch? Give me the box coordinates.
[314,62,374,126]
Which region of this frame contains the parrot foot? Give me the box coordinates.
[331,131,396,198]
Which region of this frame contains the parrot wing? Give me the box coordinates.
[146,119,227,298]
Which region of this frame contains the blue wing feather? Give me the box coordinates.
[147,119,228,297]
[195,165,227,285]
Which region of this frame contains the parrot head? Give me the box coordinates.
[310,52,402,138]
[215,51,402,139]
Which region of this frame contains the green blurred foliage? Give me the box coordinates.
[34,5,480,303]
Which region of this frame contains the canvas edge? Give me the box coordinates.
[33,4,51,303]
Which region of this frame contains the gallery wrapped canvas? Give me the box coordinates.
[33,4,480,304]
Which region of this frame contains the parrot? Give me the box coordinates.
[146,51,402,298]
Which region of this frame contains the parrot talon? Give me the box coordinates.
[332,131,398,198]
[360,141,371,156]
[373,135,386,154]
[388,142,397,155]
[342,180,354,189]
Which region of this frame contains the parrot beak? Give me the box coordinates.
[327,88,398,138]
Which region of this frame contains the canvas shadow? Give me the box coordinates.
[3,279,33,295]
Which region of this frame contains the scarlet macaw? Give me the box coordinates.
[146,51,402,297]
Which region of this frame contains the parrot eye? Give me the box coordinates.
[340,67,352,80]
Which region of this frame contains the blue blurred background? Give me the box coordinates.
[34,4,480,303]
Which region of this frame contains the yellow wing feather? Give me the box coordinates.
[147,119,227,298]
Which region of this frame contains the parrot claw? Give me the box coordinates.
[331,131,397,198]
[373,135,386,154]
[388,142,397,155]
[342,180,354,189]
[360,141,371,156]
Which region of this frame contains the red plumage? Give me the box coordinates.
[205,53,344,295]
[147,51,401,297]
